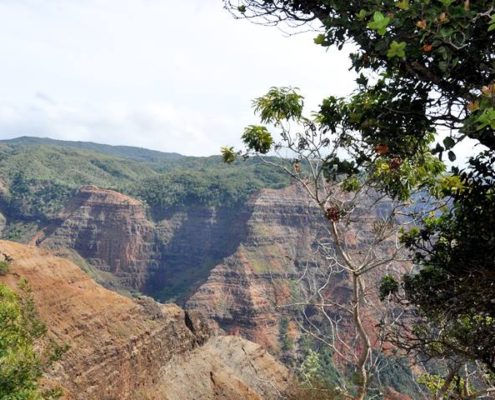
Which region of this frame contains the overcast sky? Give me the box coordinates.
[0,0,356,156]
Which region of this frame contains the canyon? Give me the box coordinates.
[0,139,417,398]
[0,240,289,399]
[25,183,332,353]
[13,182,397,356]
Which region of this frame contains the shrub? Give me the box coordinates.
[0,260,10,275]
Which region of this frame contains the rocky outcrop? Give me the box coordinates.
[186,185,330,351]
[0,240,289,400]
[186,185,401,353]
[148,336,288,400]
[36,185,155,290]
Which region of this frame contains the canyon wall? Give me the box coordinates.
[186,185,330,350]
[0,240,288,400]
[13,183,399,355]
[36,185,155,290]
[35,185,252,303]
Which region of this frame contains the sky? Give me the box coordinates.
[0,0,356,156]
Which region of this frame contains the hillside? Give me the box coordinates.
[0,240,289,400]
[0,137,290,234]
[0,137,422,398]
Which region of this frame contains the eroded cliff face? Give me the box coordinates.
[185,185,401,353]
[34,185,251,301]
[0,240,289,400]
[23,183,398,356]
[36,185,155,290]
[186,185,330,351]
[149,205,252,302]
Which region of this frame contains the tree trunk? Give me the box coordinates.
[353,273,371,400]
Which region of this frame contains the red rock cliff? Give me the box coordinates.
[0,240,289,400]
[37,185,155,290]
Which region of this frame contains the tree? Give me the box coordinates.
[0,274,65,400]
[223,0,495,389]
[223,86,439,399]
[0,282,44,400]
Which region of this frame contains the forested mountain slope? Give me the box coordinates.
[0,136,289,232]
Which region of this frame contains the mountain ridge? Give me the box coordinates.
[0,136,185,162]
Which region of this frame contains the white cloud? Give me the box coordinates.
[0,0,356,155]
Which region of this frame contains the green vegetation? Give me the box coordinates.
[131,160,289,209]
[0,260,9,275]
[0,278,65,399]
[223,84,434,399]
[225,0,495,395]
[279,316,294,352]
[0,283,44,399]
[0,138,290,224]
[402,152,495,371]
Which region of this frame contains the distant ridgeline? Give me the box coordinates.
[0,136,290,223]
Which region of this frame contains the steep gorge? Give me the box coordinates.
[0,240,289,400]
[33,185,252,303]
[0,166,418,398]
[3,179,399,357]
[186,185,329,351]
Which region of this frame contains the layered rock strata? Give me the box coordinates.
[186,185,330,351]
[36,185,155,290]
[0,240,289,400]
[186,185,402,353]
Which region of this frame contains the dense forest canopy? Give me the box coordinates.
[0,137,291,223]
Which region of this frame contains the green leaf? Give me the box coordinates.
[396,0,410,10]
[367,11,391,36]
[440,0,453,6]
[220,146,237,164]
[443,137,455,150]
[314,34,325,45]
[488,14,495,32]
[241,125,273,154]
[253,87,304,124]
[356,9,367,21]
[476,107,495,130]
[387,41,406,59]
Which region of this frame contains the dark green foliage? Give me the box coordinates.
[0,283,43,399]
[379,275,399,301]
[0,138,290,224]
[279,316,294,352]
[314,346,341,390]
[225,0,495,375]
[8,174,74,219]
[242,125,273,154]
[0,279,64,399]
[17,279,47,341]
[298,337,419,399]
[0,260,9,275]
[297,337,342,391]
[1,136,184,164]
[132,160,289,209]
[404,152,495,371]
[369,353,420,399]
[226,0,495,154]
